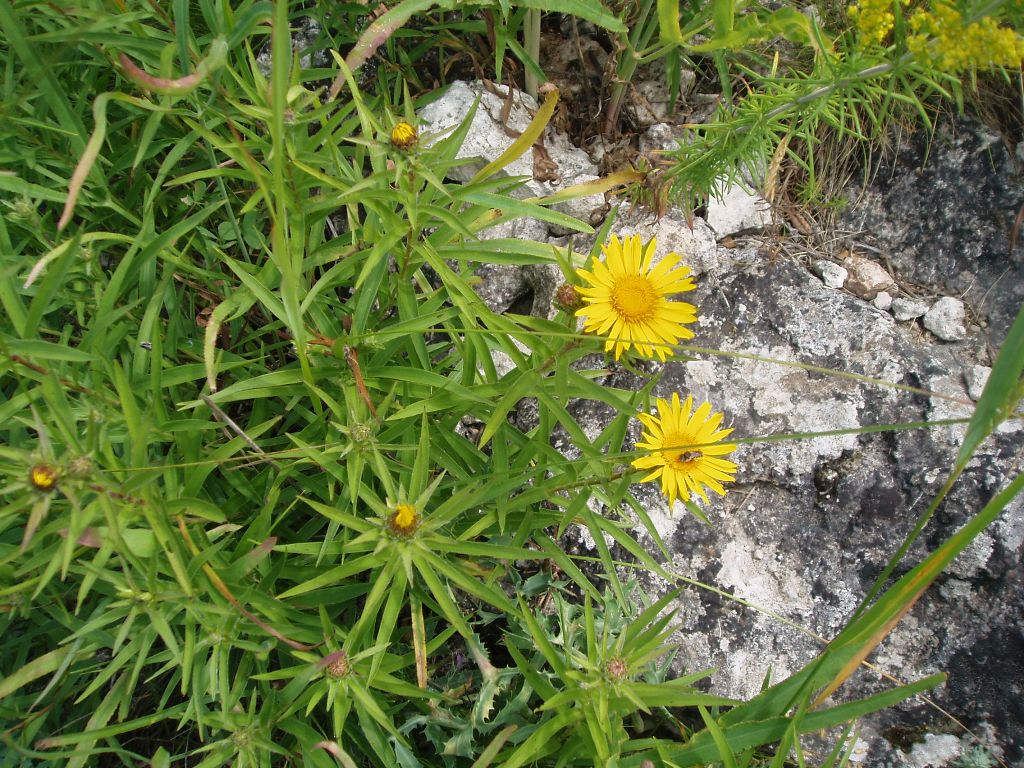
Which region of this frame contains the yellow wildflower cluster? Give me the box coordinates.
[573,236,739,507]
[907,2,1024,71]
[848,0,905,45]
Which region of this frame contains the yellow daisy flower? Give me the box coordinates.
[575,234,698,361]
[632,393,737,507]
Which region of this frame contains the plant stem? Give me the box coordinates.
[525,8,541,98]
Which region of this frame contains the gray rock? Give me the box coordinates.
[639,123,680,155]
[873,290,893,310]
[891,297,930,321]
[903,733,962,768]
[256,15,331,75]
[813,260,849,289]
[924,296,968,341]
[559,256,1022,764]
[472,217,550,314]
[626,59,696,127]
[840,116,1024,343]
[843,254,893,300]
[417,80,598,197]
[705,180,772,237]
[523,263,565,319]
[964,364,991,401]
[470,262,528,315]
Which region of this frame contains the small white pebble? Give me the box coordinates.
[813,260,848,289]
[964,365,991,401]
[891,297,929,321]
[923,296,967,341]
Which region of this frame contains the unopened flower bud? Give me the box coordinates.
[390,121,418,151]
[554,283,584,312]
[605,656,629,682]
[29,463,58,492]
[326,650,351,678]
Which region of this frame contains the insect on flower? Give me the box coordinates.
[632,393,737,507]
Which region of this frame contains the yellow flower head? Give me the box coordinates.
[29,463,59,492]
[390,121,418,150]
[575,234,698,361]
[632,393,737,507]
[389,502,419,537]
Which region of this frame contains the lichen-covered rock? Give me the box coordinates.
[813,259,848,289]
[840,117,1024,343]
[902,733,962,768]
[639,122,681,155]
[561,254,1021,764]
[470,114,1023,765]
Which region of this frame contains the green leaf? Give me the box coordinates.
[512,0,626,33]
[478,371,538,448]
[957,300,1024,467]
[0,646,75,700]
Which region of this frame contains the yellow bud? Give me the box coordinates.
[29,463,58,492]
[389,503,419,536]
[390,121,418,150]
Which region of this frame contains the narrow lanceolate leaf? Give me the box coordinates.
[699,705,738,768]
[469,84,559,185]
[57,93,160,231]
[328,0,441,100]
[512,0,626,33]
[0,646,75,700]
[657,0,686,44]
[621,674,943,767]
[813,470,1024,706]
[410,593,428,690]
[525,169,644,206]
[203,291,254,393]
[957,301,1024,468]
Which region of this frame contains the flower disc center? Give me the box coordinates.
[610,276,658,321]
[390,503,419,536]
[663,433,701,468]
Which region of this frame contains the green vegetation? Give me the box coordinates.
[1,1,1022,766]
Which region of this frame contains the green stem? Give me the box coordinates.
[525,8,541,98]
